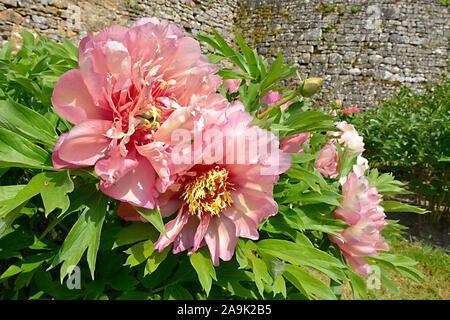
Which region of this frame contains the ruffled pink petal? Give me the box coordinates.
[57,119,113,166]
[153,106,200,145]
[229,188,278,227]
[172,215,199,254]
[188,214,210,255]
[342,252,371,277]
[52,69,110,124]
[95,146,139,185]
[154,207,189,252]
[52,133,86,169]
[99,156,157,209]
[204,215,238,266]
[222,207,259,240]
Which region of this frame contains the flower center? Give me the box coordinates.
[181,166,235,218]
[136,105,162,131]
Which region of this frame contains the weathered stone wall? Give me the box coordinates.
[238,0,449,109]
[0,0,237,51]
[0,0,448,109]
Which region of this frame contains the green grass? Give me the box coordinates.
[365,238,449,300]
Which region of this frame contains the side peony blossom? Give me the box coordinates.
[328,170,389,277]
[51,17,224,209]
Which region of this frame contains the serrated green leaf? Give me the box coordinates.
[189,246,217,296]
[113,222,159,249]
[135,206,168,238]
[283,264,336,300]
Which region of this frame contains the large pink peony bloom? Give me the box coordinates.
[51,17,223,209]
[119,104,292,265]
[329,172,389,276]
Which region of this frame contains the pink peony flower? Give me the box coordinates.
[329,172,389,276]
[280,133,310,154]
[120,105,292,265]
[51,17,224,209]
[344,108,352,116]
[314,141,339,178]
[335,121,365,154]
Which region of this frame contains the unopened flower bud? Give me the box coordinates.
[299,77,323,97]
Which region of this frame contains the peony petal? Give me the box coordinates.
[95,145,139,185]
[188,214,210,255]
[99,155,157,209]
[52,69,110,124]
[52,133,85,169]
[222,207,259,240]
[57,120,113,166]
[204,215,238,266]
[173,215,199,254]
[154,207,189,252]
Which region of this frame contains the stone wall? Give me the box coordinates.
[238,0,449,109]
[0,0,449,109]
[0,0,238,51]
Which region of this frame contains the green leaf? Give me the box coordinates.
[144,247,169,276]
[282,189,342,207]
[345,269,367,300]
[124,239,155,267]
[0,185,26,204]
[135,206,168,238]
[0,100,58,147]
[113,222,159,249]
[0,128,53,169]
[257,239,345,282]
[40,171,74,216]
[189,246,217,296]
[164,285,193,300]
[0,264,22,280]
[380,201,428,214]
[290,153,317,164]
[109,269,139,291]
[286,166,327,193]
[49,193,108,282]
[283,264,336,300]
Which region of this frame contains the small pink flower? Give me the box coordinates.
[335,121,365,154]
[351,107,360,114]
[314,141,339,178]
[329,172,389,276]
[344,108,352,116]
[51,18,224,209]
[331,109,337,117]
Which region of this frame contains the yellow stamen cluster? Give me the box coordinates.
[137,105,162,131]
[181,166,235,218]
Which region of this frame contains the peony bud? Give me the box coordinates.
[299,77,323,97]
